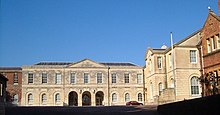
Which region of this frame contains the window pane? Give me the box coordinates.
[14,73,18,84]
[112,73,116,83]
[190,50,197,63]
[137,74,142,84]
[55,73,61,84]
[28,94,33,105]
[84,73,89,83]
[28,73,33,83]
[138,93,142,101]
[124,74,129,83]
[191,77,199,95]
[97,73,102,84]
[42,73,47,83]
[70,73,76,84]
[112,93,117,102]
[125,93,130,102]
[157,57,162,69]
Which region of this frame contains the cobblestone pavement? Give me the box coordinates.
[5,105,158,115]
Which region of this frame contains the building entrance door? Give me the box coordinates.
[95,91,104,106]
[82,91,91,106]
[68,91,78,106]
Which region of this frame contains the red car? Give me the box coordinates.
[126,101,143,106]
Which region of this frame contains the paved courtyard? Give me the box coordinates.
[5,105,158,115]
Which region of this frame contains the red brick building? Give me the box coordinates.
[0,67,22,105]
[198,1,220,96]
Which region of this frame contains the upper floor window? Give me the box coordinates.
[84,73,89,84]
[190,50,197,63]
[125,93,130,102]
[28,93,33,105]
[157,56,162,69]
[137,74,143,84]
[207,38,211,53]
[112,73,116,83]
[217,34,220,49]
[97,73,102,84]
[211,36,216,51]
[13,73,18,84]
[70,73,76,84]
[28,73,33,84]
[149,59,152,73]
[191,76,199,95]
[138,93,142,101]
[55,73,61,84]
[124,73,129,83]
[42,73,47,84]
[112,93,117,102]
[169,53,172,68]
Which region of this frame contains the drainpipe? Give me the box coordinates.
[142,68,145,105]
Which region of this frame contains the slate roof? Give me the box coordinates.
[0,67,22,70]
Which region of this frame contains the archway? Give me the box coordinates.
[82,91,91,106]
[95,91,104,106]
[68,91,78,106]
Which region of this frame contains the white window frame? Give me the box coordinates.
[13,73,18,84]
[42,73,47,84]
[55,73,62,84]
[137,74,143,84]
[138,93,142,101]
[70,73,76,84]
[28,73,33,84]
[55,93,61,104]
[159,82,163,95]
[42,94,47,105]
[112,93,117,102]
[97,73,102,84]
[217,34,220,49]
[157,56,162,69]
[191,76,199,95]
[207,38,211,53]
[112,73,116,84]
[124,73,129,83]
[28,93,33,105]
[84,73,89,84]
[125,93,130,102]
[190,50,197,63]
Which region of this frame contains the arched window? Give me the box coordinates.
[42,94,47,105]
[159,82,163,95]
[112,93,117,102]
[125,93,130,102]
[138,93,142,101]
[28,93,33,105]
[55,93,60,103]
[191,76,199,95]
[13,94,18,104]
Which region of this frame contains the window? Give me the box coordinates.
[13,73,18,84]
[157,56,162,69]
[28,73,33,84]
[171,78,174,88]
[12,94,18,104]
[191,77,199,95]
[138,93,142,101]
[84,73,89,84]
[211,36,216,51]
[112,93,117,102]
[55,73,61,84]
[42,73,47,84]
[125,93,130,102]
[137,74,142,84]
[190,50,197,63]
[112,73,116,83]
[28,94,33,105]
[217,34,220,49]
[159,82,163,95]
[207,39,211,53]
[97,73,102,84]
[70,73,76,84]
[124,74,129,83]
[42,94,47,104]
[55,93,60,103]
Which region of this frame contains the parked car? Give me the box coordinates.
[126,101,143,106]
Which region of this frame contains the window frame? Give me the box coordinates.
[190,50,197,63]
[191,76,199,95]
[84,73,89,84]
[157,56,162,69]
[111,73,116,84]
[97,73,102,84]
[55,73,62,84]
[124,73,129,83]
[13,73,18,84]
[70,73,76,84]
[28,73,33,84]
[42,73,47,84]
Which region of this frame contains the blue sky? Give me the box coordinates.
[0,0,218,66]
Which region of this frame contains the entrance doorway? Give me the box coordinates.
[95,91,104,106]
[68,91,78,106]
[82,91,91,106]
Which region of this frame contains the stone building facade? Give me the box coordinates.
[144,30,202,104]
[21,59,144,106]
[198,7,220,96]
[0,67,22,106]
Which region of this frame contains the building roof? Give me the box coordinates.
[0,67,22,70]
[34,62,72,66]
[100,62,137,66]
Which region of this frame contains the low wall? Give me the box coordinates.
[157,94,220,115]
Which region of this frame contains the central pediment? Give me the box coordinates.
[68,59,106,68]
